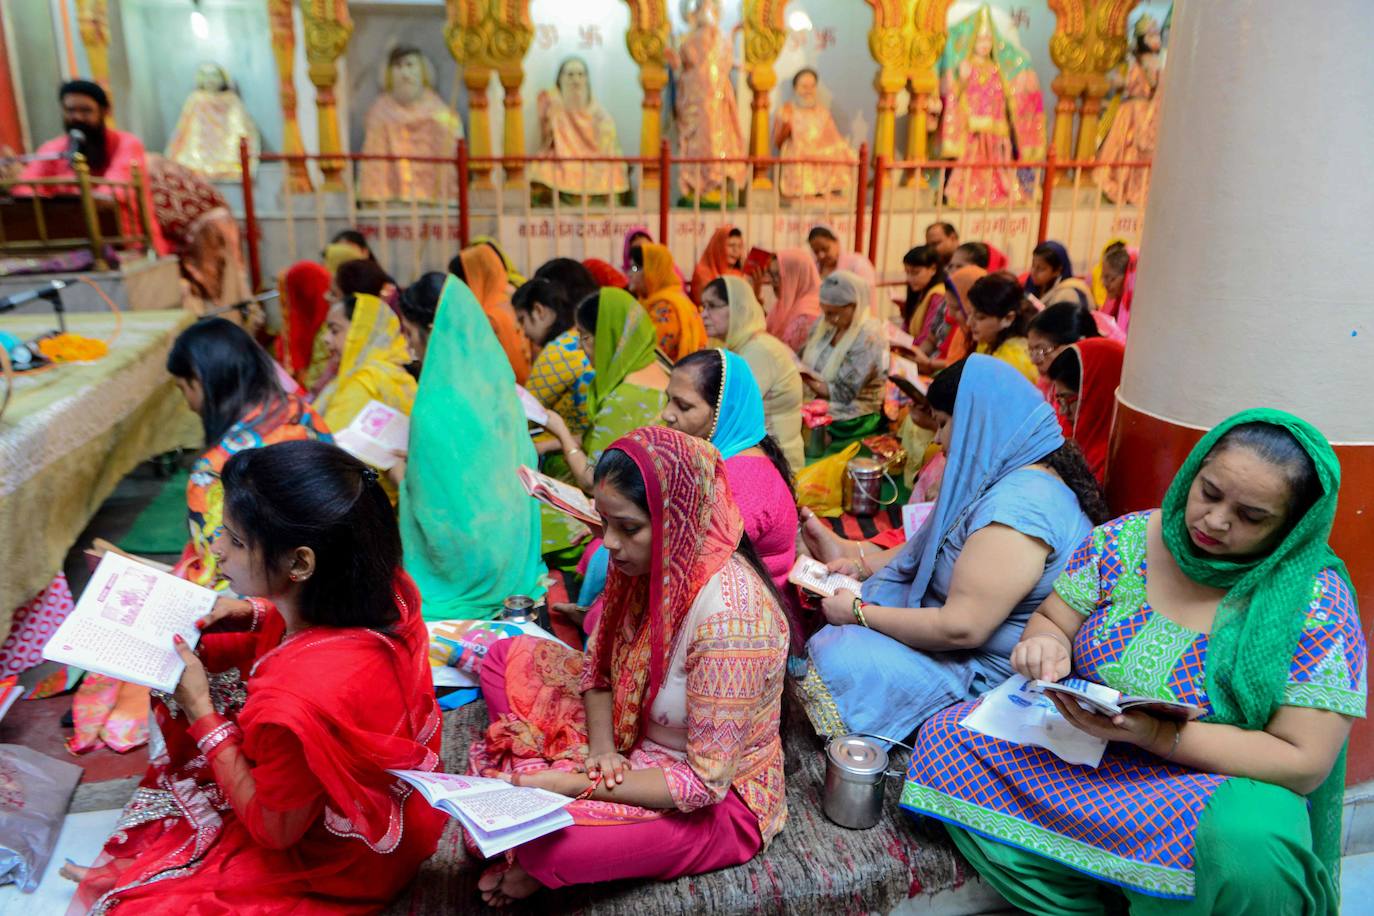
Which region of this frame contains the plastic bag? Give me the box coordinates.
[795,442,861,517]
[0,744,82,892]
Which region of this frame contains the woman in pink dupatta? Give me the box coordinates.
[1099,245,1138,334]
[470,427,789,906]
[767,248,822,352]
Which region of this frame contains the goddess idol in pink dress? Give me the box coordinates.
[528,57,630,198]
[670,0,747,202]
[936,5,1046,208]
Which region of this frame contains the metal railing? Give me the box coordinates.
[237,137,1151,292]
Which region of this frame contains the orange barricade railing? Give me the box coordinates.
[237,136,1151,295]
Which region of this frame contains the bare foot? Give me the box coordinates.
[479,859,541,908]
[59,860,90,882]
[800,509,858,565]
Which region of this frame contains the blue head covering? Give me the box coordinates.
[1025,240,1074,296]
[862,355,1065,608]
[709,349,767,460]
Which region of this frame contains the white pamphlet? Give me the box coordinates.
[1032,677,1205,722]
[960,675,1108,767]
[902,501,936,540]
[516,385,549,427]
[389,770,575,858]
[335,400,409,470]
[43,553,215,693]
[787,556,863,599]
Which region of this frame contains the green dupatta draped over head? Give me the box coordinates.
[399,276,545,620]
[587,287,658,418]
[1161,407,1352,889]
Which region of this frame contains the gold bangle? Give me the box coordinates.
[851,596,869,628]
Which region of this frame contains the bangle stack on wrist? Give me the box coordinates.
[851,596,870,628]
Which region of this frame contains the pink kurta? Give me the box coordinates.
[724,455,797,594]
[19,130,169,254]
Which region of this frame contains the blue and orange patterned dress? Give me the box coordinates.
[900,511,1366,900]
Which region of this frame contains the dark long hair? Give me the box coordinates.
[926,358,1110,525]
[593,448,787,611]
[512,277,573,344]
[335,258,394,298]
[968,272,1033,351]
[901,244,946,327]
[328,229,374,261]
[167,318,285,446]
[1028,302,1101,346]
[222,440,401,630]
[398,272,446,330]
[673,349,795,496]
[534,258,599,307]
[1210,422,1322,521]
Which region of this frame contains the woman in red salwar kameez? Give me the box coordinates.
[65,440,446,915]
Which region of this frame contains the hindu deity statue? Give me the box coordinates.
[165,63,260,180]
[773,68,854,198]
[358,45,464,204]
[528,57,629,198]
[1094,14,1165,205]
[936,5,1046,207]
[669,0,747,202]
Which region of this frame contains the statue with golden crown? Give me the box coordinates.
[1094,14,1165,205]
[358,45,464,204]
[528,57,630,199]
[668,0,747,203]
[165,63,260,180]
[936,5,1046,207]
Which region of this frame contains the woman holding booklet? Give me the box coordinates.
[902,411,1365,915]
[795,356,1105,742]
[535,288,669,565]
[314,291,417,504]
[470,427,789,906]
[66,440,446,912]
[167,318,330,590]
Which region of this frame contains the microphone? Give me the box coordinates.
[0,280,68,313]
[66,128,85,165]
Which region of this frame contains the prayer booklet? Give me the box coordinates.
[43,553,214,693]
[516,385,548,427]
[788,556,863,599]
[1032,677,1205,722]
[388,770,574,858]
[517,465,600,527]
[335,401,409,471]
[962,675,1108,767]
[887,324,916,351]
[902,501,935,540]
[888,356,928,394]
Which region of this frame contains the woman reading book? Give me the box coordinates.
[471,426,789,905]
[901,411,1365,915]
[65,440,446,912]
[795,355,1105,741]
[167,318,330,590]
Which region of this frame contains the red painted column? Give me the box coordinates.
[1106,1,1374,783]
[0,13,25,152]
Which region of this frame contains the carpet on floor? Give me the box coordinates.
[384,688,972,915]
[115,469,190,556]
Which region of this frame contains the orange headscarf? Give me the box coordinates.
[769,247,823,352]
[459,245,531,383]
[940,265,987,363]
[690,226,743,304]
[638,242,706,361]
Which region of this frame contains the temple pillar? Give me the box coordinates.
[499,66,528,187]
[743,1,787,190]
[1074,74,1110,162]
[624,1,670,189]
[75,0,112,125]
[298,0,352,191]
[1050,73,1082,179]
[903,3,953,184]
[864,1,911,165]
[1105,0,1374,781]
[268,0,312,192]
[463,68,495,187]
[1048,1,1135,176]
[0,10,24,153]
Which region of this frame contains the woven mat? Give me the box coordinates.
[384,691,972,915]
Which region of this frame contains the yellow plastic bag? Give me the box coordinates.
[795,442,861,518]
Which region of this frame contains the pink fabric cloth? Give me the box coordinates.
[724,455,796,593]
[0,574,74,676]
[478,640,762,889]
[19,130,169,254]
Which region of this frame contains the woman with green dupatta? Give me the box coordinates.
[901,410,1364,914]
[399,276,546,620]
[537,288,669,564]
